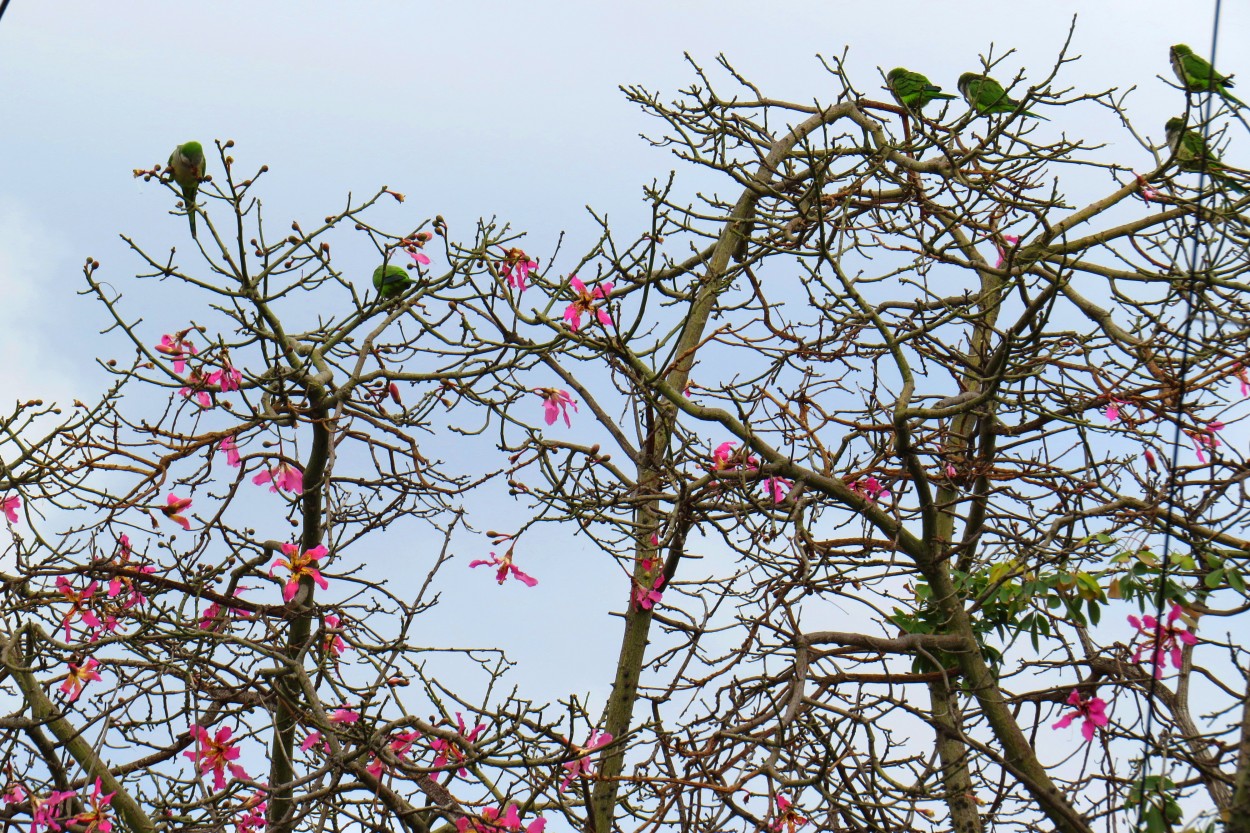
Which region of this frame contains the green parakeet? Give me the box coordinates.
[1170,44,1244,107]
[373,264,414,299]
[887,67,956,111]
[958,73,1048,120]
[167,142,206,238]
[1165,117,1246,193]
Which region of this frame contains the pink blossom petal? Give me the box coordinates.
[220,436,242,467]
[509,566,539,587]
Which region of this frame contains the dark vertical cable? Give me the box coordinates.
[1137,0,1225,824]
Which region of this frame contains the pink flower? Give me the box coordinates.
[59,658,103,703]
[253,462,304,495]
[709,442,758,474]
[185,724,250,791]
[366,754,387,779]
[220,436,242,467]
[1128,603,1198,678]
[156,333,197,374]
[769,795,808,833]
[96,612,120,639]
[330,706,360,724]
[456,805,546,833]
[469,550,538,587]
[368,729,423,779]
[1191,420,1223,463]
[1136,174,1160,202]
[56,576,102,642]
[431,712,485,778]
[300,732,328,754]
[71,778,114,833]
[199,600,226,630]
[179,369,214,409]
[1052,688,1109,742]
[199,588,249,631]
[2,784,25,804]
[537,388,577,427]
[632,574,665,611]
[763,476,792,504]
[323,614,348,657]
[562,275,614,331]
[500,248,537,292]
[994,234,1020,269]
[106,536,157,610]
[208,363,242,392]
[162,494,193,530]
[849,476,890,503]
[270,543,330,602]
[400,233,434,268]
[234,791,267,833]
[107,563,157,609]
[390,730,422,758]
[1,494,19,524]
[560,731,613,791]
[1239,365,1250,398]
[1104,398,1127,422]
[30,790,76,833]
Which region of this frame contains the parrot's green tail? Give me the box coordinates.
[185,186,198,238]
[1217,173,1248,195]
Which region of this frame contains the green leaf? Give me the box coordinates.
[1171,553,1197,572]
[1204,569,1225,589]
[1229,569,1246,595]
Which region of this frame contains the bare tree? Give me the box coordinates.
[1,42,1248,833]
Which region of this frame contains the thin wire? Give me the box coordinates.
[0,0,11,26]
[1136,0,1224,816]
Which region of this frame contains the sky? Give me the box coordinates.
[0,1,1248,818]
[2,0,1246,402]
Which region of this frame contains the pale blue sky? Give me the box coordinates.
[2,0,1245,402]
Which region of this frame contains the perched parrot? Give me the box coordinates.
[167,141,207,238]
[1170,44,1244,107]
[958,73,1047,120]
[887,67,956,111]
[373,264,414,299]
[1165,117,1246,193]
